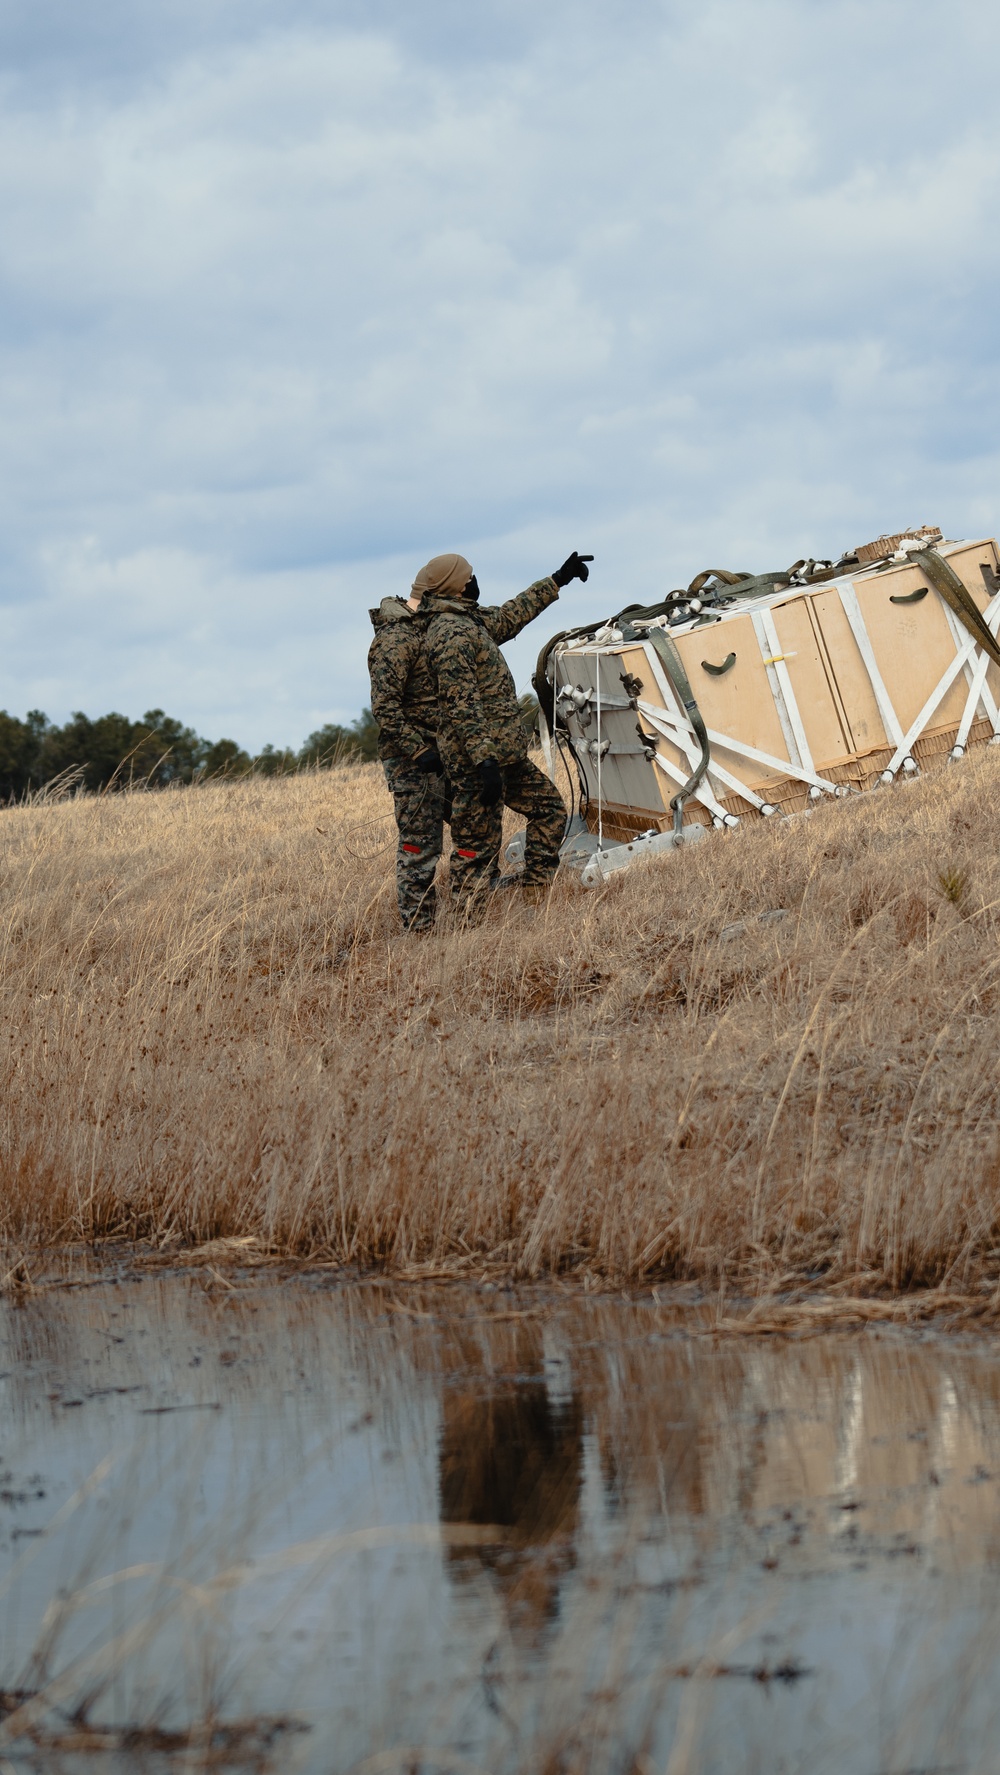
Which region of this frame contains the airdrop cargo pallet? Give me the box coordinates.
[538,536,1000,859]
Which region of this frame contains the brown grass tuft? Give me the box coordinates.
[5,751,1000,1294]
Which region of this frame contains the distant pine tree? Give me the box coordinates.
[299,708,379,767]
[200,738,253,779]
[253,744,299,777]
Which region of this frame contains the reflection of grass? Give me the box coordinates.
[0,1452,504,1767]
[6,1709,303,1760]
[6,1299,1000,1771]
[5,752,1000,1294]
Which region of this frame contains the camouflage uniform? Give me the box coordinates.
[423,578,567,904]
[368,597,447,931]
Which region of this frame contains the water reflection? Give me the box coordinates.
[439,1325,583,1638]
[4,1278,1000,1771]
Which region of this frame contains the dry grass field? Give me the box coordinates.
[4,748,1000,1299]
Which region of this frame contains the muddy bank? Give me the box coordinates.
[3,1272,1000,1771]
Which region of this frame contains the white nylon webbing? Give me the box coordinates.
[638,698,838,795]
[836,583,905,748]
[752,609,814,772]
[940,605,1000,743]
[884,585,1000,775]
[639,706,772,811]
[649,752,732,823]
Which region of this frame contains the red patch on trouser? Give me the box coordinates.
[456,849,478,858]
[402,843,422,854]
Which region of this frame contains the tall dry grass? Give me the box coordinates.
[4,749,1000,1292]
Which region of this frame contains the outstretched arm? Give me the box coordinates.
[482,577,560,647]
[481,554,593,646]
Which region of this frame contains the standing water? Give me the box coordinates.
[2,1272,999,1772]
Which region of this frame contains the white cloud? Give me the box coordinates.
[0,0,999,746]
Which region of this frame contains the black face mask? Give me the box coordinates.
[463,575,481,604]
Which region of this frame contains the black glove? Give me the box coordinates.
[477,758,504,808]
[415,746,443,775]
[552,551,594,587]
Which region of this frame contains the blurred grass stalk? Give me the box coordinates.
[3,752,1000,1295]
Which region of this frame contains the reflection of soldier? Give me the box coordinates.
[418,550,593,909]
[439,1371,583,1640]
[368,593,448,932]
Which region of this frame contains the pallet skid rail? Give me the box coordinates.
[539,535,1000,881]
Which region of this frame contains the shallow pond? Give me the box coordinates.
[2,1273,1000,1772]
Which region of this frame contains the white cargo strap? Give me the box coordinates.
[956,646,1000,750]
[638,703,772,813]
[686,757,773,814]
[883,585,1000,776]
[836,583,906,749]
[639,698,840,797]
[939,604,1000,746]
[752,609,815,774]
[649,746,734,825]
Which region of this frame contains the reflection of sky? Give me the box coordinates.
[6,1283,1000,1767]
[1,1,1000,746]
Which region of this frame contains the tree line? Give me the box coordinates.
[0,706,380,800]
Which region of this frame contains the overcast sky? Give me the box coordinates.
[1,0,998,749]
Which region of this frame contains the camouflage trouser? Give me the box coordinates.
[449,758,566,908]
[382,757,449,931]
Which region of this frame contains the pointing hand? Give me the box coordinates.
[553,552,594,587]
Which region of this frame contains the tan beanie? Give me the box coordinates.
[411,553,474,599]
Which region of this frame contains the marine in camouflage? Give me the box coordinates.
[368,596,447,930]
[423,576,566,905]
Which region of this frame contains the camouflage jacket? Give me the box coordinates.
[367,598,437,762]
[423,577,560,770]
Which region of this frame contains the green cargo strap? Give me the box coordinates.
[913,548,1000,669]
[687,569,789,601]
[621,620,711,835]
[688,568,749,595]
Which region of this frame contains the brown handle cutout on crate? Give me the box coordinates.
[701,652,737,676]
[889,588,929,604]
